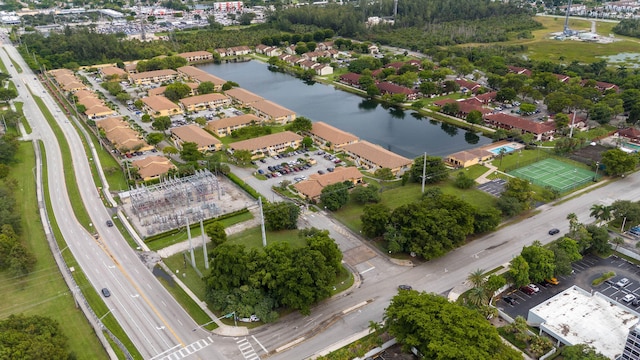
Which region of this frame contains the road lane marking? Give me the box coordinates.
[252,335,268,353]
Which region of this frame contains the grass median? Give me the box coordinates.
[0,142,108,359]
[40,140,142,359]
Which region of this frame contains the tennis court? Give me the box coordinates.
[509,158,597,192]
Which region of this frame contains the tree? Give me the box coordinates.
[612,237,625,251]
[152,116,172,133]
[302,228,342,275]
[351,184,380,204]
[163,146,178,155]
[549,237,582,275]
[509,255,530,286]
[164,82,191,101]
[466,110,483,125]
[473,207,502,234]
[197,81,216,94]
[146,132,164,145]
[0,314,73,360]
[409,155,448,184]
[222,81,238,91]
[441,102,460,116]
[205,221,227,248]
[141,114,152,123]
[232,149,252,166]
[302,136,313,148]
[519,103,537,115]
[361,203,391,238]
[601,148,638,176]
[502,177,534,208]
[521,241,556,282]
[180,142,202,162]
[263,201,300,231]
[589,103,613,124]
[320,182,350,211]
[205,244,251,291]
[116,92,131,103]
[590,204,612,226]
[496,88,516,102]
[562,344,609,360]
[287,116,312,133]
[383,291,522,360]
[373,168,394,180]
[554,113,570,132]
[586,224,611,254]
[454,171,475,189]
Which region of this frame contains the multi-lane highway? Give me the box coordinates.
[6,28,640,360]
[0,32,236,359]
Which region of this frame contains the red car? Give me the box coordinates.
[520,286,535,295]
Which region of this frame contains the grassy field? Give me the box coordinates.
[0,142,108,359]
[334,180,497,233]
[509,16,640,64]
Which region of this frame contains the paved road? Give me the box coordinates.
[0,33,235,360]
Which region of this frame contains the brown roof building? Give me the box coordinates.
[96,117,151,153]
[224,88,264,106]
[170,124,221,152]
[229,131,303,158]
[308,122,359,150]
[177,66,226,90]
[148,82,199,97]
[132,155,176,181]
[484,113,556,141]
[179,93,231,112]
[141,96,183,117]
[129,69,178,85]
[177,51,214,63]
[249,100,296,124]
[206,114,260,137]
[100,66,127,79]
[445,149,494,168]
[293,166,363,201]
[342,141,412,176]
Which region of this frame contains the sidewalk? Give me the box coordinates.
[476,162,514,184]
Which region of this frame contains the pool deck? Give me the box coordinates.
[480,140,525,153]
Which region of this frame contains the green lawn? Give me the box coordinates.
[334,180,497,233]
[13,101,32,134]
[0,142,108,359]
[227,226,306,249]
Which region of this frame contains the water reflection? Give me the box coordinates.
[440,122,459,137]
[465,131,480,144]
[358,99,378,111]
[389,106,405,119]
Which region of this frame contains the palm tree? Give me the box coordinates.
[590,204,613,226]
[567,212,579,233]
[600,205,612,224]
[467,268,486,288]
[466,287,489,308]
[590,204,604,222]
[612,237,625,252]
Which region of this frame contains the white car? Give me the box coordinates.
[623,294,636,303]
[528,284,540,293]
[617,278,630,288]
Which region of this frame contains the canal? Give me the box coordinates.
[198,61,491,159]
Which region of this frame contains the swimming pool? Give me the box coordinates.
[623,142,640,152]
[489,145,516,155]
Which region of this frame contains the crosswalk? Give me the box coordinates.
[156,337,213,360]
[237,337,260,360]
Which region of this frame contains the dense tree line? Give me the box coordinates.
[384,291,522,360]
[361,189,501,259]
[0,314,74,359]
[205,228,342,319]
[613,19,640,38]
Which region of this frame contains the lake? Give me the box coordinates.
[198,61,491,159]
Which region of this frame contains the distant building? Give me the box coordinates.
[249,100,296,124]
[342,141,412,176]
[177,66,226,91]
[177,51,214,63]
[293,166,363,201]
[170,124,221,152]
[141,96,183,117]
[224,88,264,106]
[206,114,260,137]
[132,156,176,181]
[179,93,231,112]
[229,131,303,159]
[307,121,359,151]
[129,69,178,85]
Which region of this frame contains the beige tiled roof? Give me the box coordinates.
[224,88,264,104]
[85,105,114,117]
[101,66,127,77]
[130,69,178,81]
[171,124,221,148]
[78,96,104,109]
[251,100,295,118]
[142,96,180,112]
[310,121,359,146]
[74,89,96,101]
[206,114,260,131]
[177,66,226,86]
[343,141,413,169]
[109,128,147,151]
[294,167,362,199]
[133,155,175,179]
[95,116,127,132]
[179,93,230,107]
[178,51,213,59]
[230,131,302,152]
[49,68,74,78]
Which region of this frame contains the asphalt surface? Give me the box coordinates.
[0,33,234,359]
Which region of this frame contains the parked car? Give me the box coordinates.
[258,169,264,174]
[318,170,325,175]
[548,228,560,235]
[528,284,540,293]
[260,159,266,163]
[520,286,535,295]
[398,285,412,291]
[623,294,636,303]
[503,296,516,305]
[617,278,630,288]
[632,298,640,307]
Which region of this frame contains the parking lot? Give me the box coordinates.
[498,254,640,319]
[254,150,347,185]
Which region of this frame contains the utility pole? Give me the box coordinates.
[186,216,195,268]
[259,197,267,247]
[421,152,427,193]
[568,110,577,138]
[200,217,209,269]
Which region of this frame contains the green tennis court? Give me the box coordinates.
[509,158,597,192]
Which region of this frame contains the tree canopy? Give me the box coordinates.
[0,314,73,360]
[384,291,522,360]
